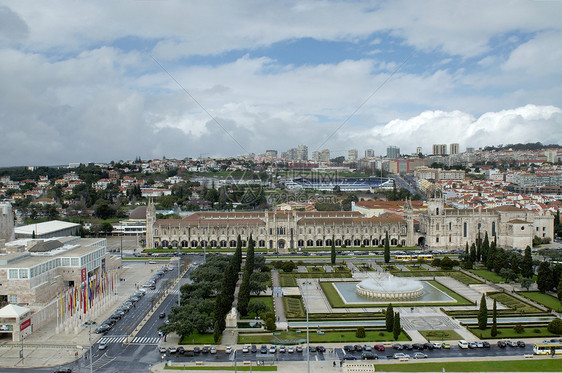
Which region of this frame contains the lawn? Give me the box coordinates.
[418,329,463,341]
[374,359,562,372]
[279,271,351,287]
[469,326,560,339]
[238,329,410,344]
[241,297,274,319]
[518,292,562,311]
[283,296,305,318]
[489,292,542,313]
[179,330,218,345]
[165,367,276,371]
[470,269,505,283]
[405,265,427,271]
[393,270,482,285]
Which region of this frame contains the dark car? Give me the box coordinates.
[260,345,268,354]
[193,347,200,354]
[94,324,110,334]
[392,344,403,350]
[342,354,357,360]
[53,369,72,373]
[344,345,355,352]
[517,341,526,348]
[402,344,413,350]
[317,346,326,353]
[201,346,209,354]
[159,312,166,318]
[423,342,434,350]
[354,345,363,352]
[177,347,185,354]
[497,341,507,348]
[309,346,317,352]
[412,343,424,350]
[482,341,491,348]
[361,352,378,360]
[251,345,257,353]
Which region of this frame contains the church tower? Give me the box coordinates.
[145,198,156,249]
[404,198,415,247]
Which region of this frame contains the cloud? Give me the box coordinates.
[351,105,562,155]
[502,31,562,76]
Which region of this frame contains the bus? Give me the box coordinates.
[533,341,562,355]
[394,255,412,262]
[417,254,434,261]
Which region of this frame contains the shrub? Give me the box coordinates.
[265,318,276,331]
[514,324,525,334]
[533,328,541,333]
[547,318,562,335]
[378,332,385,337]
[355,327,366,338]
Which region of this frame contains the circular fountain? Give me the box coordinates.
[355,274,424,300]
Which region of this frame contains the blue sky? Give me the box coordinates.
[0,0,561,166]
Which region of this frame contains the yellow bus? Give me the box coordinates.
[533,341,562,355]
[416,254,434,261]
[394,255,412,262]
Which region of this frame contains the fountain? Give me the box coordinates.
[355,274,424,300]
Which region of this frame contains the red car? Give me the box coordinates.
[374,344,385,351]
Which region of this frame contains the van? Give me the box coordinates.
[458,340,469,349]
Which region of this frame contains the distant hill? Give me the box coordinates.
[483,142,561,152]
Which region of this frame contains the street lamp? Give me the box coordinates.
[303,280,310,373]
[82,320,97,373]
[177,244,181,306]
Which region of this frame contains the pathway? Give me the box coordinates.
[271,269,288,330]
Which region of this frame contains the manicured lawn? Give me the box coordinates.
[241,296,274,319]
[519,292,562,311]
[238,329,409,344]
[165,367,276,371]
[489,292,542,313]
[470,269,505,283]
[283,296,305,318]
[405,265,426,271]
[418,329,463,341]
[393,270,482,285]
[307,266,325,273]
[179,330,218,345]
[374,360,562,372]
[279,271,352,287]
[469,326,560,339]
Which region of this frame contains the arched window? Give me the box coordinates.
[306,240,314,247]
[363,239,369,246]
[316,239,323,247]
[344,239,351,246]
[298,239,304,247]
[391,238,398,245]
[162,240,169,248]
[354,239,361,246]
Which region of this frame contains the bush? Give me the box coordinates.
[547,318,562,335]
[355,327,366,338]
[265,318,276,331]
[378,332,385,336]
[534,328,541,333]
[514,324,525,334]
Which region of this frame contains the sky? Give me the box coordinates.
[0,0,561,167]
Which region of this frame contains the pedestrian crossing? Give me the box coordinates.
[97,335,162,345]
[144,289,180,295]
[130,336,161,345]
[98,335,127,344]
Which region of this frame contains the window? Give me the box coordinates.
[71,258,79,266]
[8,295,17,303]
[436,223,440,230]
[8,269,18,279]
[449,222,452,230]
[436,236,439,243]
[19,269,28,279]
[463,222,467,238]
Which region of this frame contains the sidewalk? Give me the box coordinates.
[0,261,158,369]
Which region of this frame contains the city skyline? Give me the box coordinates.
[0,1,561,167]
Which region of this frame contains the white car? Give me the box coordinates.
[210,347,217,354]
[168,347,177,353]
[225,346,233,354]
[432,342,442,349]
[414,352,427,359]
[158,346,167,353]
[458,340,469,349]
[393,353,410,359]
[269,345,277,353]
[287,346,295,353]
[98,342,107,350]
[475,341,484,348]
[242,345,250,353]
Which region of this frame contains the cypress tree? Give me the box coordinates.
[486,240,496,270]
[393,312,401,340]
[537,261,553,293]
[238,269,251,316]
[234,235,243,272]
[521,246,533,278]
[245,234,255,276]
[478,294,488,330]
[476,231,482,262]
[470,243,477,263]
[558,277,562,301]
[491,299,498,337]
[482,232,489,264]
[384,231,390,264]
[331,236,336,265]
[385,304,394,332]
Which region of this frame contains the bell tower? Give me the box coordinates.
[145,197,156,249]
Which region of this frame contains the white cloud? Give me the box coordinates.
[502,31,562,76]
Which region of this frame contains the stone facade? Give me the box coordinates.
[0,202,14,242]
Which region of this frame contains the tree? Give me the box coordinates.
[482,232,489,263]
[478,294,488,330]
[470,243,477,263]
[100,222,113,235]
[238,270,251,316]
[281,261,296,273]
[385,304,394,332]
[520,277,532,291]
[248,301,267,318]
[476,231,482,262]
[521,246,533,278]
[537,261,553,293]
[265,317,276,331]
[234,235,243,272]
[384,231,390,264]
[558,277,562,302]
[547,318,562,335]
[486,239,496,270]
[331,236,336,265]
[355,327,366,338]
[491,299,498,337]
[245,234,255,276]
[393,312,401,340]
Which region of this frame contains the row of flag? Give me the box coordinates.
[60,271,115,319]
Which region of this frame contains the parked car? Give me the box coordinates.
[507,340,518,347]
[517,341,526,348]
[458,340,469,349]
[363,344,372,351]
[432,342,442,349]
[343,354,357,360]
[423,342,434,350]
[269,345,277,353]
[225,346,233,354]
[158,346,167,353]
[201,346,209,354]
[98,342,107,350]
[53,369,72,373]
[296,345,303,353]
[260,345,268,354]
[309,346,317,352]
[279,346,286,353]
[393,353,410,359]
[442,342,451,349]
[287,346,295,353]
[412,343,424,350]
[414,352,428,359]
[344,345,355,352]
[168,347,177,354]
[193,346,201,354]
[482,341,491,348]
[475,341,484,348]
[251,345,257,353]
[354,345,363,352]
[177,347,185,354]
[361,352,378,360]
[374,344,385,351]
[497,341,507,348]
[210,347,217,354]
[241,345,249,353]
[402,344,413,350]
[317,346,326,353]
[468,342,478,349]
[392,343,403,350]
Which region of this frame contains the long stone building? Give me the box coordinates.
[147,192,554,252]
